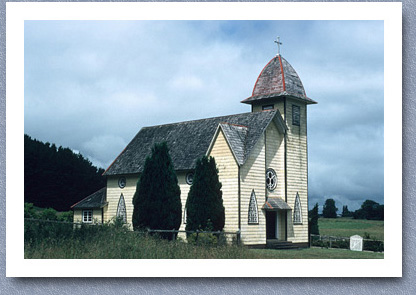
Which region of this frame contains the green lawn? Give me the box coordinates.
[318,217,384,240]
[250,247,383,259]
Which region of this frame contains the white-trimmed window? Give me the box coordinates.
[293,192,302,224]
[186,172,194,185]
[83,210,92,223]
[266,168,277,191]
[248,190,259,224]
[116,194,127,223]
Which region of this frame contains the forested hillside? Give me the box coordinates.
[24,134,106,211]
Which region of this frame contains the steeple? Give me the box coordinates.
[241,55,316,109]
[241,41,316,112]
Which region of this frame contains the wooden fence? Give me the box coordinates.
[24,218,241,245]
[310,234,384,252]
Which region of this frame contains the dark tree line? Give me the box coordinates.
[316,198,384,220]
[24,134,106,211]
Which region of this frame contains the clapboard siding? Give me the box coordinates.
[240,135,266,245]
[285,98,309,243]
[105,174,140,228]
[265,121,285,199]
[208,130,239,235]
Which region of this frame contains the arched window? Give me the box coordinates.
[183,204,187,224]
[248,190,259,224]
[293,192,302,224]
[117,194,127,223]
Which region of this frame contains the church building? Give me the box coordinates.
[72,43,317,247]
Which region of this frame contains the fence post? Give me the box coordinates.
[329,237,332,248]
[196,230,199,245]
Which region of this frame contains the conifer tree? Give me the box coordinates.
[322,198,338,218]
[185,156,225,232]
[342,205,352,217]
[132,142,181,239]
[309,203,320,235]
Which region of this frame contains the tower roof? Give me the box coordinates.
[242,55,316,105]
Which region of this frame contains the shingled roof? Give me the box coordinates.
[104,110,285,176]
[262,197,291,210]
[71,187,107,209]
[217,123,248,166]
[241,55,317,105]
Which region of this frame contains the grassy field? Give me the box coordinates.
[250,248,383,259]
[318,217,384,240]
[25,221,383,259]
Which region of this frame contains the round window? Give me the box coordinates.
[186,172,194,185]
[118,177,126,189]
[266,168,277,191]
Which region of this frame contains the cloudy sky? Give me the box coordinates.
[24,20,384,211]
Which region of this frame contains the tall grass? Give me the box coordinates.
[25,220,255,259]
[24,219,384,259]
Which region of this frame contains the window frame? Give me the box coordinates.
[183,205,187,224]
[82,209,93,223]
[116,194,127,223]
[186,172,194,185]
[292,104,300,126]
[248,190,259,225]
[118,177,126,189]
[293,192,303,224]
[265,168,277,192]
[262,104,274,111]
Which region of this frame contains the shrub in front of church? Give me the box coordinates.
[186,220,227,246]
[185,156,225,234]
[132,142,182,239]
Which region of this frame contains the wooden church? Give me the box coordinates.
[72,44,317,247]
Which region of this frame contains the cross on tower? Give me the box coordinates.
[274,37,282,56]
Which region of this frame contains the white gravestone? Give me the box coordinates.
[350,235,363,251]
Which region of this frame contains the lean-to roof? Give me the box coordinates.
[71,187,107,209]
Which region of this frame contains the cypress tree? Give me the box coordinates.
[132,142,181,239]
[185,156,225,232]
[322,198,338,218]
[309,203,320,235]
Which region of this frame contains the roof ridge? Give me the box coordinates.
[219,122,248,129]
[142,111,255,129]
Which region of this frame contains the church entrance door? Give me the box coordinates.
[266,211,277,239]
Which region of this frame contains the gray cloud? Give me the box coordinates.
[24,20,384,211]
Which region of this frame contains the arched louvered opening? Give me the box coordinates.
[116,194,127,223]
[248,190,259,224]
[293,192,302,224]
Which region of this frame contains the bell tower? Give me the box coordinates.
[241,39,317,243]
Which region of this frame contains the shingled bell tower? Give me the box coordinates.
[241,38,317,243]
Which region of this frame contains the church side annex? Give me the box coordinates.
[72,41,317,247]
